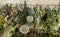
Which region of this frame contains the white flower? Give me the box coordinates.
[53,26,59,31]
[57,22,60,27]
[20,25,29,34]
[4,23,7,28]
[36,17,40,23]
[5,17,7,21]
[6,15,9,18]
[15,17,18,21]
[5,15,9,21]
[26,16,34,23]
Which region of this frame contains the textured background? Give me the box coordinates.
[0,0,60,5]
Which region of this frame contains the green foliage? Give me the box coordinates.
[0,25,3,32]
[0,15,6,25]
[0,1,60,37]
[17,1,29,25]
